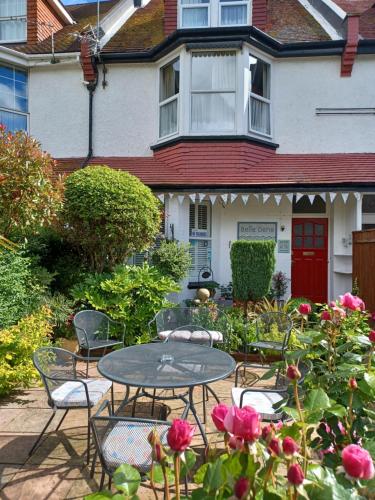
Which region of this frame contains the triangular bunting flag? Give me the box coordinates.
[169,193,174,199]
[308,194,315,205]
[263,194,270,203]
[329,192,337,203]
[221,194,228,204]
[253,193,260,201]
[230,193,238,203]
[296,193,303,203]
[157,194,165,203]
[274,194,282,206]
[198,193,206,202]
[286,193,293,203]
[209,195,217,205]
[342,192,349,203]
[354,192,362,201]
[241,194,249,205]
[189,194,196,203]
[177,195,185,205]
[318,193,326,201]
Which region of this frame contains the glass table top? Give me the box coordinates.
[98,342,236,389]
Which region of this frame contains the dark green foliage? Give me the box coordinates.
[62,165,161,272]
[230,240,276,302]
[151,240,192,282]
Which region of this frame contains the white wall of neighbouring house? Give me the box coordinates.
[273,55,375,154]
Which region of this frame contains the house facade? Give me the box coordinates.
[1,0,375,302]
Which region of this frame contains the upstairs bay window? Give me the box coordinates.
[191,51,236,133]
[159,58,180,138]
[249,55,271,136]
[0,64,28,132]
[180,0,249,27]
[0,0,26,43]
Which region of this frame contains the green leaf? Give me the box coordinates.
[304,388,331,412]
[283,406,301,421]
[327,404,347,418]
[194,463,209,484]
[306,466,361,500]
[364,372,375,391]
[203,459,224,493]
[146,464,174,484]
[180,449,196,478]
[364,439,375,460]
[113,464,141,496]
[84,493,115,500]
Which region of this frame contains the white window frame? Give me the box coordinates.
[0,64,28,132]
[158,57,180,140]
[218,0,250,27]
[179,0,210,28]
[248,54,272,138]
[189,200,212,280]
[190,50,237,134]
[0,0,27,43]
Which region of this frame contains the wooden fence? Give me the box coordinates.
[352,229,375,313]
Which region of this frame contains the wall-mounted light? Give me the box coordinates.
[280,225,285,232]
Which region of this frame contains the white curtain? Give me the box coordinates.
[182,6,208,27]
[220,4,247,25]
[191,93,235,132]
[250,97,270,135]
[0,0,26,41]
[0,0,26,16]
[160,98,178,137]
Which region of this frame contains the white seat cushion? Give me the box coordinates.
[231,387,284,421]
[158,329,223,343]
[51,378,112,408]
[103,422,170,473]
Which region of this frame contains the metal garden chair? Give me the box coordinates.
[235,311,293,387]
[90,399,171,490]
[232,361,311,421]
[30,347,114,464]
[73,310,126,377]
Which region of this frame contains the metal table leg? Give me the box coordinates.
[187,387,208,447]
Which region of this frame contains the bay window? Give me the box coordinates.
[249,55,271,136]
[159,58,180,138]
[191,51,236,133]
[0,0,26,43]
[180,0,249,27]
[189,201,212,280]
[0,64,28,132]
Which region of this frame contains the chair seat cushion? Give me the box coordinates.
[249,341,284,351]
[158,329,223,343]
[231,387,284,421]
[51,379,112,408]
[103,422,170,473]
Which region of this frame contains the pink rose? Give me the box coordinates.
[223,406,261,442]
[298,303,311,315]
[342,444,375,480]
[332,306,346,323]
[321,310,332,321]
[211,403,229,432]
[348,378,358,390]
[167,419,195,452]
[262,424,272,440]
[268,437,281,456]
[369,330,375,343]
[329,301,336,307]
[339,292,365,311]
[282,436,299,456]
[287,463,304,485]
[228,435,244,450]
[234,478,250,499]
[287,365,301,381]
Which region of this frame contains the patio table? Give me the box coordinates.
[98,342,236,446]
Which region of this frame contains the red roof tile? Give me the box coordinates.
[331,0,375,14]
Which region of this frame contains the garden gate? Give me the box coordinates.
[352,229,375,313]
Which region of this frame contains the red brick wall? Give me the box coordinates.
[252,0,267,30]
[27,0,65,44]
[164,0,177,36]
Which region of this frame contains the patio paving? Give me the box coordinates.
[0,361,270,500]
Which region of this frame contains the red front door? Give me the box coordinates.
[291,218,328,303]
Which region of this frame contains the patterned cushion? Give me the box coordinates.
[103,422,170,473]
[51,379,112,408]
[231,388,284,421]
[158,329,223,343]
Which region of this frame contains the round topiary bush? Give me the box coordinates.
[62,165,161,271]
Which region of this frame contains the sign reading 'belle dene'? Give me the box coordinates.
[238,222,277,241]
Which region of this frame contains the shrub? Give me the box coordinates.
[151,240,192,282]
[0,307,52,396]
[72,264,180,344]
[230,240,276,306]
[270,271,289,301]
[62,166,161,272]
[0,128,62,238]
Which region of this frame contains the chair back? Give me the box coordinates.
[256,311,293,350]
[73,310,110,348]
[91,401,171,475]
[164,324,214,347]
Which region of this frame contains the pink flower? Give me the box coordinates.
[234,478,250,499]
[262,424,272,440]
[369,330,375,343]
[268,437,281,456]
[287,463,304,486]
[321,310,332,321]
[287,365,301,381]
[298,303,311,315]
[283,436,299,456]
[228,435,244,450]
[342,444,375,480]
[167,419,195,452]
[329,301,337,307]
[337,421,347,436]
[332,306,346,322]
[349,378,358,390]
[211,404,229,432]
[223,406,261,443]
[339,292,365,312]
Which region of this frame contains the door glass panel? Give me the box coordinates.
[304,222,313,236]
[294,224,303,236]
[315,224,324,236]
[294,237,303,248]
[315,237,324,248]
[304,237,313,247]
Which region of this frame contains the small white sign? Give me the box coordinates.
[238,222,277,241]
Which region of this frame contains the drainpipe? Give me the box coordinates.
[82,82,96,168]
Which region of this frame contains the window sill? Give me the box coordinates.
[0,39,27,44]
[151,134,279,151]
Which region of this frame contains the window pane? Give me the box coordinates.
[294,237,303,248]
[221,4,247,25]
[182,7,208,27]
[160,59,179,101]
[249,55,270,99]
[191,92,235,132]
[189,239,212,280]
[0,19,26,41]
[0,109,26,132]
[0,0,26,17]
[192,52,236,91]
[315,237,324,248]
[0,65,12,79]
[250,97,270,135]
[294,224,303,236]
[304,222,313,235]
[315,224,324,236]
[0,65,28,113]
[160,99,178,137]
[304,237,313,247]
